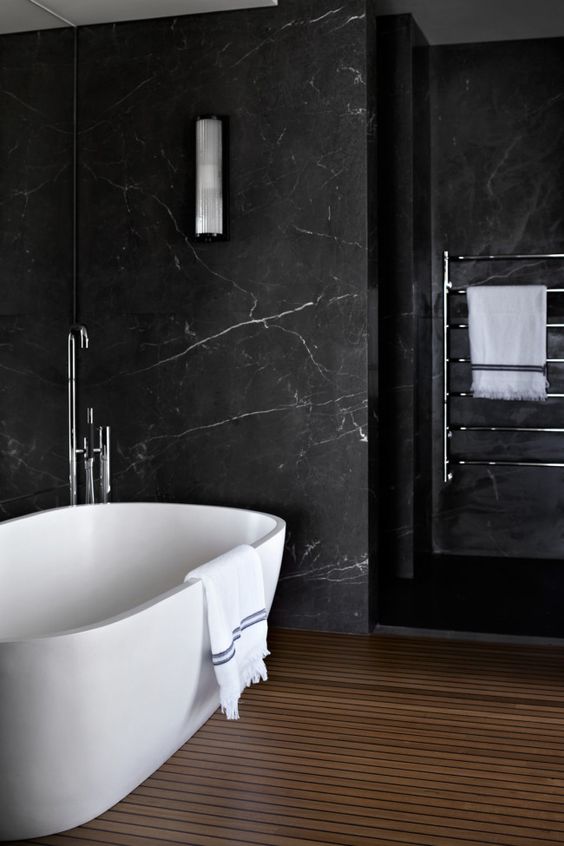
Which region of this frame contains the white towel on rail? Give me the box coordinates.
[185,544,269,720]
[467,285,548,401]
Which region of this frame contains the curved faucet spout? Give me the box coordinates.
[69,323,89,350]
[68,324,89,505]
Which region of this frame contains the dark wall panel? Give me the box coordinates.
[0,29,74,518]
[376,15,431,583]
[78,1,371,632]
[432,38,564,560]
[377,28,564,638]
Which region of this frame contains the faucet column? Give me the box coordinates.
[99,425,111,504]
[67,324,89,506]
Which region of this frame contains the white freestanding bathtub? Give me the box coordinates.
[0,502,285,841]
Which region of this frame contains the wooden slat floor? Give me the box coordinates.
[19,628,564,846]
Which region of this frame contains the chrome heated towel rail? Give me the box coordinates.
[443,251,564,482]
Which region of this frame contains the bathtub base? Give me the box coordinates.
[0,503,285,842]
[1,579,219,840]
[9,699,219,841]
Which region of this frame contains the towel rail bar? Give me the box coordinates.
[443,250,564,482]
[454,460,564,468]
[451,288,564,294]
[449,391,564,398]
[448,357,564,363]
[452,425,564,433]
[450,253,564,261]
[448,323,564,329]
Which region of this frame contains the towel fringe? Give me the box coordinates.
[473,389,548,401]
[221,697,240,721]
[220,648,270,720]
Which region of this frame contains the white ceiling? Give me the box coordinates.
[373,0,564,45]
[1,0,564,42]
[0,0,65,32]
[0,0,277,33]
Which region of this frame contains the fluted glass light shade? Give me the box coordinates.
[195,115,229,242]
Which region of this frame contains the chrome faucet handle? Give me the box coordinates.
[99,425,111,504]
[86,408,96,459]
[68,324,89,506]
[83,434,96,505]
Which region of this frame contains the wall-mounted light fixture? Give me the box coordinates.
[195,115,229,242]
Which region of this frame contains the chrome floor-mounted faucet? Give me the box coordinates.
[67,325,111,506]
[68,324,88,506]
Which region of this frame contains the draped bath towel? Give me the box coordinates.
[467,285,548,401]
[185,544,269,720]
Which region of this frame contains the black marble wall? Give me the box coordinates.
[380,32,564,637]
[0,29,74,520]
[77,1,374,632]
[377,15,431,582]
[366,0,379,629]
[432,38,564,560]
[8,12,563,638]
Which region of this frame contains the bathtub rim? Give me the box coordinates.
[0,501,285,645]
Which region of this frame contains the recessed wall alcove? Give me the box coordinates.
[378,15,564,637]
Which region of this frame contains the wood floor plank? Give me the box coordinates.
[187,728,564,771]
[26,629,564,846]
[167,745,564,791]
[269,657,564,699]
[150,760,564,811]
[204,716,564,759]
[142,772,564,823]
[106,802,557,846]
[120,786,564,841]
[131,781,564,830]
[236,702,564,741]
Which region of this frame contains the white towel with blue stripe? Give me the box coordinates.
[467,284,548,401]
[186,544,269,720]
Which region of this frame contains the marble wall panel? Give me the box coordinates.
[0,29,73,517]
[77,0,371,632]
[377,15,431,582]
[432,38,564,560]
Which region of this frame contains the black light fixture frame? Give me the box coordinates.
[194,114,230,243]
